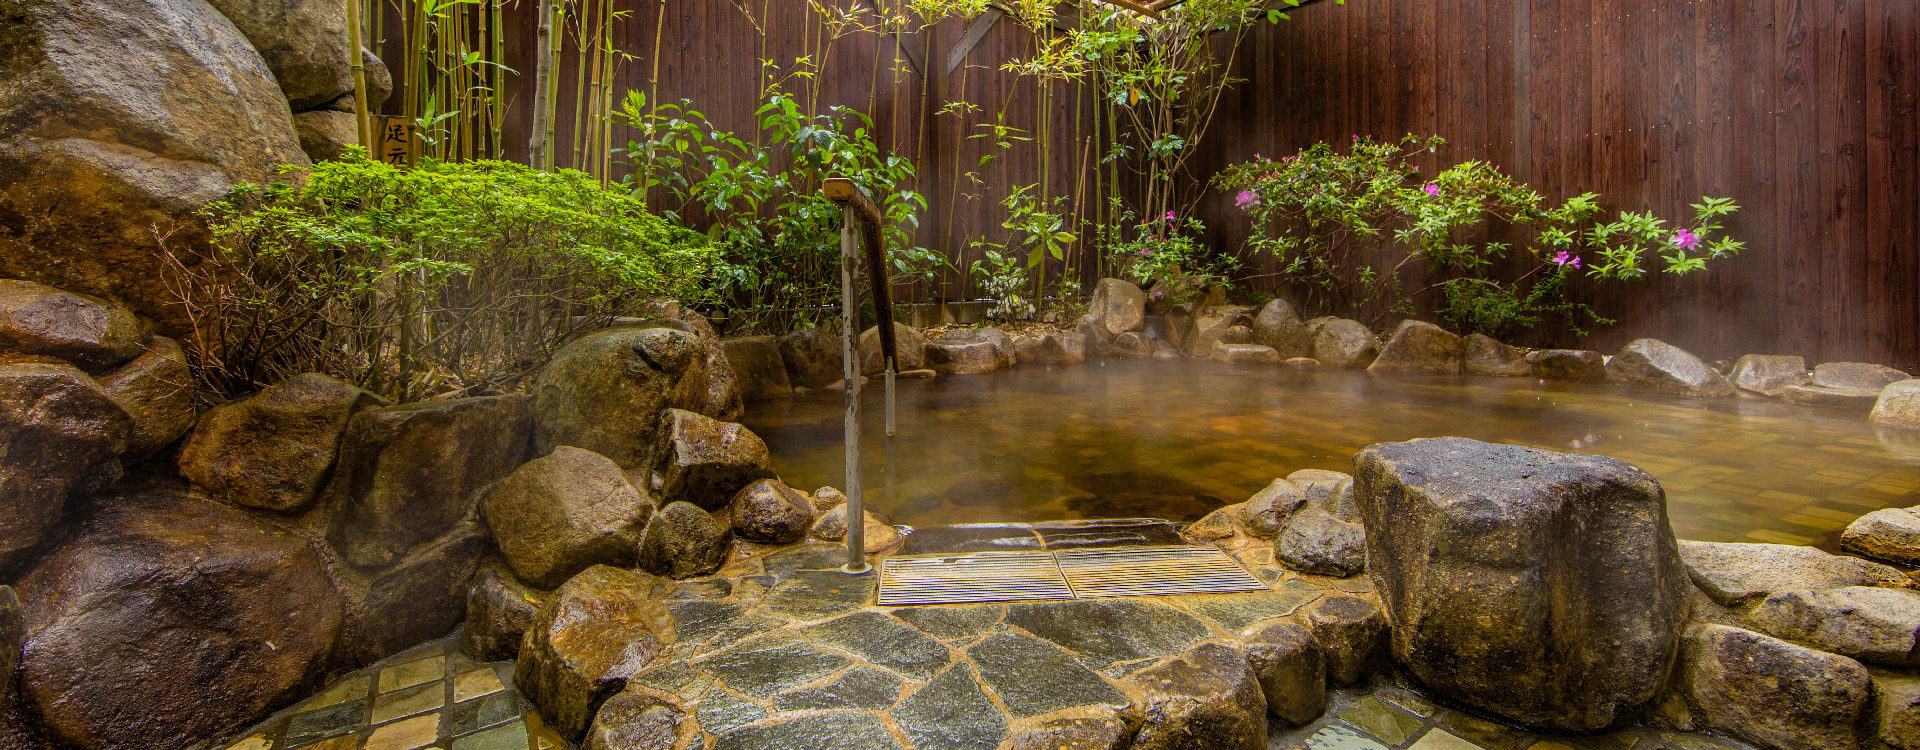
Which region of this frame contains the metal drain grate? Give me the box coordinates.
[877,551,1075,606]
[878,546,1266,605]
[1053,545,1268,599]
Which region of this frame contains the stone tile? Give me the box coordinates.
[371,682,445,724]
[1441,712,1528,750]
[1658,733,1747,750]
[899,525,1044,554]
[893,663,1009,750]
[224,735,273,750]
[379,657,445,693]
[285,701,367,745]
[1527,734,1640,750]
[772,666,903,711]
[759,569,875,620]
[1176,590,1320,632]
[697,634,852,698]
[966,632,1127,718]
[710,712,906,750]
[633,662,705,693]
[1411,729,1489,750]
[301,676,372,710]
[451,720,531,750]
[761,545,855,576]
[802,611,950,680]
[363,713,441,750]
[670,579,734,599]
[1377,688,1439,718]
[1304,724,1391,750]
[670,600,751,643]
[696,688,768,735]
[886,604,1004,640]
[452,668,506,703]
[1004,599,1212,666]
[1339,697,1424,745]
[289,737,358,750]
[450,690,522,735]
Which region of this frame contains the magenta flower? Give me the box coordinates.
[1423,183,1440,198]
[1235,190,1258,209]
[1163,211,1176,222]
[1550,251,1583,269]
[1673,228,1701,251]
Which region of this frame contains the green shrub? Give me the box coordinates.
[158,151,722,401]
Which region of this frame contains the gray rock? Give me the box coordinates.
[893,662,1008,750]
[325,394,530,569]
[584,688,688,750]
[1251,299,1311,359]
[967,633,1128,719]
[1184,505,1242,541]
[777,328,845,390]
[1123,642,1267,750]
[1240,478,1307,539]
[1813,361,1914,390]
[808,503,902,553]
[1368,320,1462,374]
[1013,333,1042,363]
[1186,306,1255,357]
[1111,331,1153,358]
[860,322,927,374]
[1075,313,1117,358]
[1748,586,1920,666]
[1287,469,1359,522]
[1785,384,1885,410]
[461,558,549,662]
[204,0,356,108]
[0,0,309,334]
[926,340,1001,374]
[532,326,707,469]
[516,565,670,742]
[1310,318,1376,368]
[1242,620,1326,726]
[809,485,847,512]
[1088,278,1147,337]
[15,489,342,750]
[1355,437,1687,731]
[1677,623,1872,750]
[0,279,144,372]
[931,327,1016,369]
[1221,325,1253,345]
[1037,332,1088,364]
[1526,349,1607,382]
[636,501,730,580]
[1873,379,1920,431]
[1680,540,1914,605]
[1729,354,1809,397]
[0,363,131,570]
[1462,334,1530,377]
[1842,507,1920,566]
[291,109,357,162]
[482,446,652,588]
[1302,595,1387,687]
[1276,509,1366,577]
[330,521,486,665]
[179,372,384,513]
[729,479,811,544]
[96,336,197,461]
[1606,338,1735,397]
[653,408,775,511]
[1211,341,1280,363]
[1005,599,1211,666]
[721,335,792,402]
[1878,673,1920,750]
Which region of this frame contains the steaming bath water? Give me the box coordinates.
[741,359,1920,546]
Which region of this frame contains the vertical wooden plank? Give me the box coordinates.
[1817,0,1868,361]
[1866,0,1919,369]
[1697,0,1738,355]
[1777,0,1819,358]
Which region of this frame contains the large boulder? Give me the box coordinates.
[532,326,707,468]
[932,327,1016,369]
[1241,621,1325,726]
[1678,540,1913,605]
[325,394,530,569]
[14,489,342,750]
[1087,279,1146,337]
[329,521,486,666]
[1880,674,1920,750]
[0,364,131,571]
[1075,313,1117,359]
[1111,331,1153,358]
[203,0,356,109]
[1747,586,1920,666]
[1462,333,1529,377]
[1368,320,1462,374]
[0,280,144,373]
[1122,642,1266,750]
[1310,318,1376,368]
[777,328,845,389]
[1605,339,1735,397]
[652,409,775,510]
[1675,623,1872,750]
[729,478,812,544]
[96,335,197,461]
[1813,361,1913,390]
[1036,332,1087,364]
[1842,507,1920,565]
[926,340,1001,375]
[516,565,671,742]
[482,446,653,589]
[461,558,548,663]
[1872,379,1920,431]
[631,314,740,422]
[1784,384,1885,410]
[635,501,730,580]
[1250,299,1311,359]
[0,585,19,708]
[859,322,926,374]
[1729,354,1809,397]
[1354,437,1687,731]
[1526,349,1606,382]
[178,372,384,513]
[0,0,309,334]
[720,336,792,401]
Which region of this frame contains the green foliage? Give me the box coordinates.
[968,245,1034,321]
[1213,134,1743,336]
[1099,204,1238,306]
[966,184,1074,320]
[159,150,717,401]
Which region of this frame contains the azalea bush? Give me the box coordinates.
[1213,134,1743,337]
[158,152,721,401]
[1099,205,1238,306]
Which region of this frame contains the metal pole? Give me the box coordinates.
[840,207,868,574]
[884,364,896,437]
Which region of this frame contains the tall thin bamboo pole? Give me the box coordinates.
[347,0,373,149]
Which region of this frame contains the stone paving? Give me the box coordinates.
[221,535,1763,750]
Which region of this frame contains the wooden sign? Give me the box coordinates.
[372,116,415,167]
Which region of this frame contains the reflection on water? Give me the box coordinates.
[740,359,1920,545]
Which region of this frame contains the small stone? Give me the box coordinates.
[0,279,144,372]
[1184,504,1243,541]
[1677,623,1871,750]
[1211,341,1281,363]
[1077,313,1117,359]
[178,372,383,513]
[482,446,652,588]
[810,486,847,512]
[1526,349,1606,382]
[1276,509,1366,577]
[1785,384,1886,409]
[720,336,792,401]
[1310,318,1376,368]
[1368,320,1462,374]
[932,327,1017,369]
[516,566,669,742]
[1241,479,1307,538]
[1872,379,1920,431]
[926,340,1001,374]
[1462,334,1528,377]
[808,503,901,553]
[462,558,549,662]
[729,479,812,544]
[292,109,358,161]
[1813,361,1914,390]
[95,335,197,460]
[1251,299,1311,359]
[1184,306,1255,357]
[1877,673,1920,750]
[1110,331,1153,358]
[636,501,731,580]
[1242,620,1326,726]
[859,322,927,374]
[1606,338,1735,397]
[653,409,776,511]
[1842,507,1920,566]
[1729,354,1809,396]
[1682,540,1912,604]
[584,689,687,750]
[893,662,1009,750]
[1287,469,1358,522]
[1747,586,1920,666]
[1123,642,1266,750]
[1303,595,1387,687]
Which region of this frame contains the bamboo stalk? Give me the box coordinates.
[347,0,373,149]
[529,0,559,170]
[490,0,505,159]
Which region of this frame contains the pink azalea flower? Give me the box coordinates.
[1550,251,1583,269]
[1235,190,1259,208]
[1423,183,1440,198]
[1673,228,1701,251]
[1163,211,1176,222]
